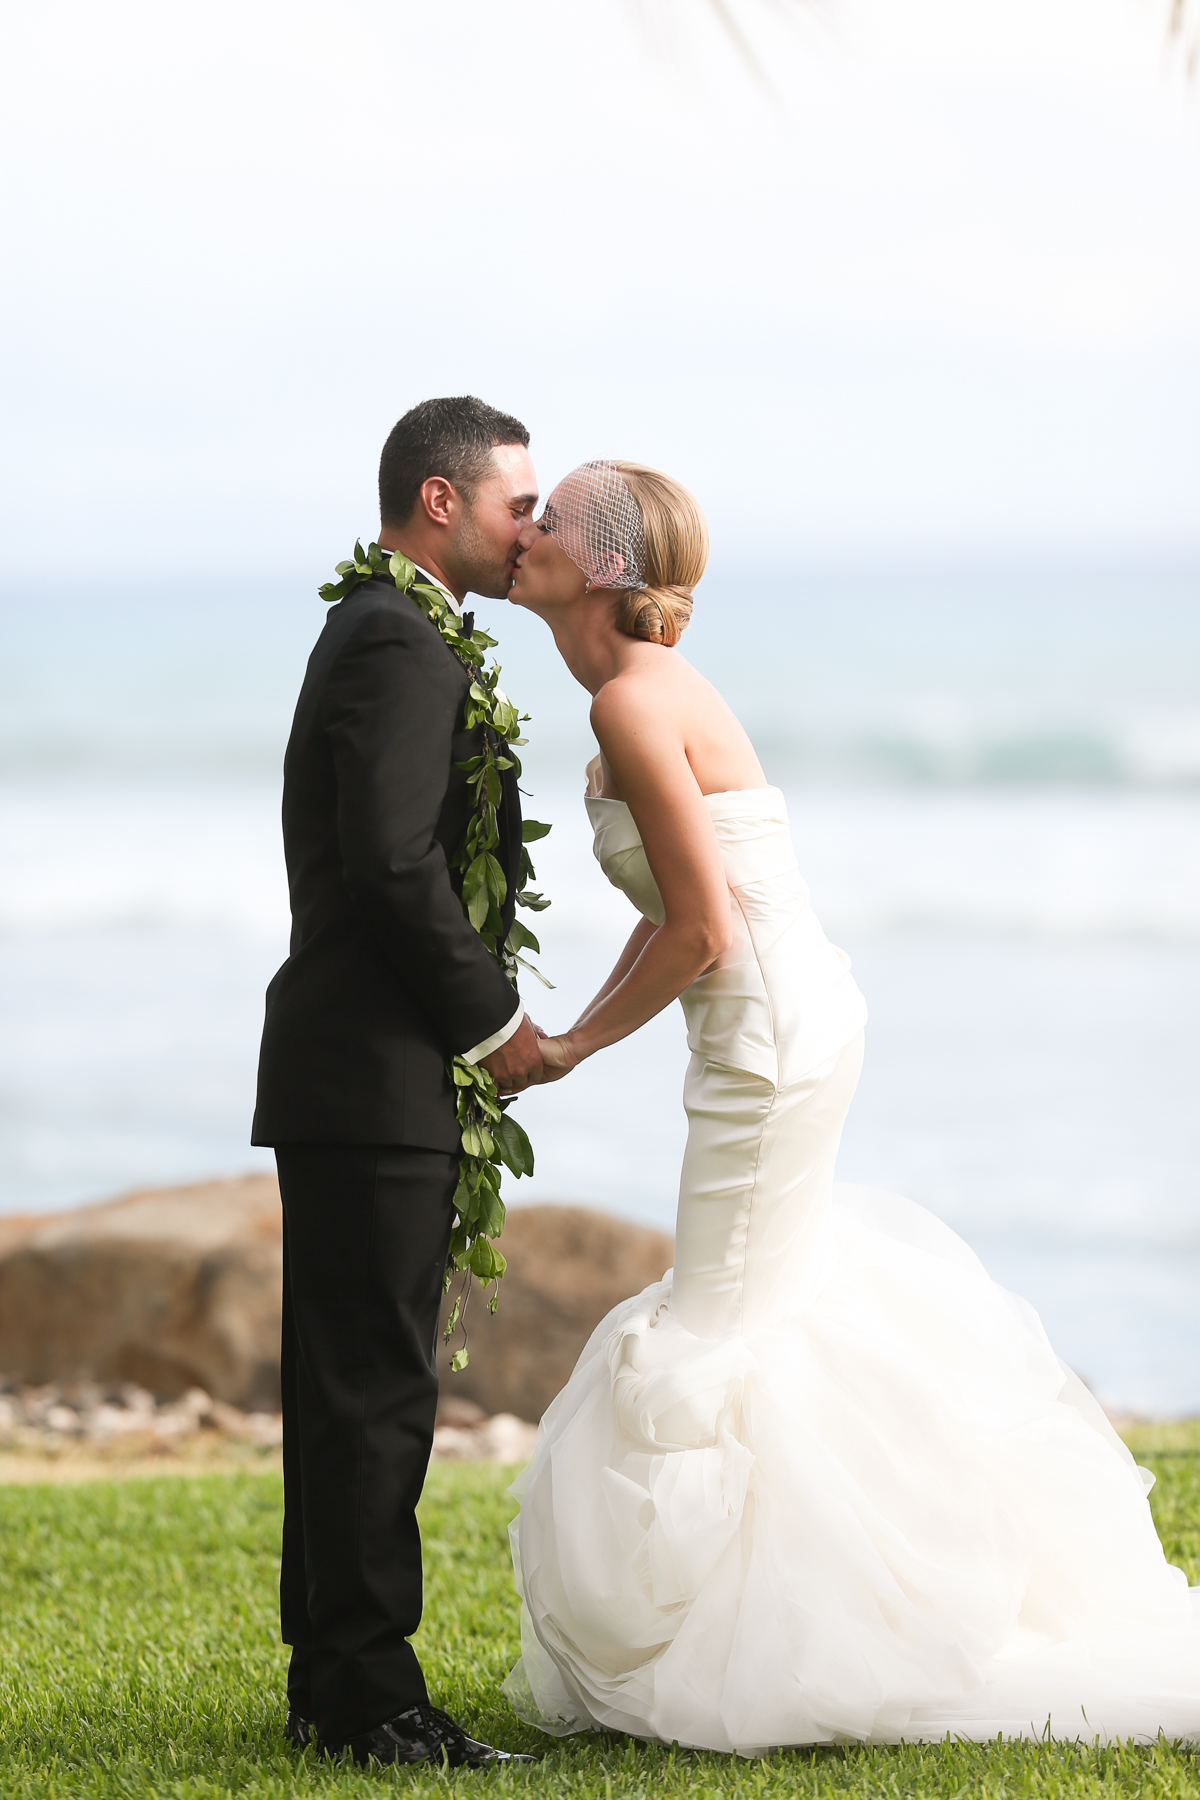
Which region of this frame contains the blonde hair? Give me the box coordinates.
[610,462,709,648]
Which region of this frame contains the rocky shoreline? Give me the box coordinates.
[0,1377,538,1481]
[0,1378,283,1455]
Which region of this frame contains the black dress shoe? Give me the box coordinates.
[347,1703,535,1768]
[284,1708,315,1750]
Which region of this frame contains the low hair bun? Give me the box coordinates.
[616,584,694,648]
[605,462,707,648]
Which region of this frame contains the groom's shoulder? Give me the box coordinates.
[318,575,448,658]
[302,576,463,707]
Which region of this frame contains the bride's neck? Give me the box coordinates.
[544,596,628,696]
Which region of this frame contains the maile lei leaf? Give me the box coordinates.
[321,540,552,1368]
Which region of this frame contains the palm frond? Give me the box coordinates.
[628,0,1199,89]
[619,0,821,104]
[1166,0,1200,77]
[702,0,782,99]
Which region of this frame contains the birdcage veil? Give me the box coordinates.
[542,460,648,591]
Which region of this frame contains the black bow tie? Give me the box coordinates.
[461,611,475,637]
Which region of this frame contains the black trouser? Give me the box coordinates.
[275,1142,458,1748]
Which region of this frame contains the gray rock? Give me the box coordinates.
[0,1179,673,1423]
[437,1203,674,1422]
[0,1176,283,1410]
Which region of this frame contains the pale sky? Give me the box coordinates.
[2,0,1198,572]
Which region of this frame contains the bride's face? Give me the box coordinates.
[507,509,588,613]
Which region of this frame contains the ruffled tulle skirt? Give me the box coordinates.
[503,1180,1200,1752]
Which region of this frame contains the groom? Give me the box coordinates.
[252,396,543,1767]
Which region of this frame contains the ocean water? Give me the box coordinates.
[2,565,1198,1415]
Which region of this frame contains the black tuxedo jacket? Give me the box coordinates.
[252,573,522,1153]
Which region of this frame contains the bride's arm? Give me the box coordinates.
[571,917,658,1029]
[543,683,731,1070]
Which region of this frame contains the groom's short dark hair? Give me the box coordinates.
[379,396,530,527]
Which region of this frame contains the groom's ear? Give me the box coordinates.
[417,475,458,529]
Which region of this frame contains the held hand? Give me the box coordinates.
[536,1031,583,1083]
[480,1016,544,1095]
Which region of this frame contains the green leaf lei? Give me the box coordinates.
[320,540,553,1368]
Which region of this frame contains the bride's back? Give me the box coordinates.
[589,648,767,801]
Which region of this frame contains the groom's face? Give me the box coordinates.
[450,444,539,600]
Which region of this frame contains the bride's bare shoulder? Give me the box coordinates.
[589,663,678,740]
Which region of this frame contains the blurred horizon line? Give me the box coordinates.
[4,549,1200,592]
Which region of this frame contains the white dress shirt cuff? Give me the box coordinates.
[462,1003,524,1066]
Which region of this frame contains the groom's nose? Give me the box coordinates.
[515,517,539,552]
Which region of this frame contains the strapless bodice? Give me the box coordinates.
[584,757,867,1086]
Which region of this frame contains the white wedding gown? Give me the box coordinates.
[502,769,1200,1754]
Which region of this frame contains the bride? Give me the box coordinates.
[503,460,1200,1753]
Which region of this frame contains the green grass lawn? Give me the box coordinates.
[0,1426,1198,1799]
